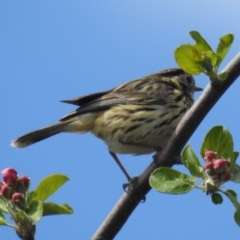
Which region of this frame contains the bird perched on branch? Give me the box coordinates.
[11,68,202,180]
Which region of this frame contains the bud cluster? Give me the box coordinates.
[0,168,30,209]
[204,151,232,188]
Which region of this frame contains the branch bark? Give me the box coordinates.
[92,52,240,240]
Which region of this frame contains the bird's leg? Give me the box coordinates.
[109,151,132,182]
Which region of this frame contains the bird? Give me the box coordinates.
[11,68,202,180]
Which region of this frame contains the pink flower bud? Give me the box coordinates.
[213,159,230,173]
[0,182,3,191]
[1,168,18,186]
[210,174,220,184]
[220,171,232,182]
[205,162,214,170]
[204,151,217,162]
[12,192,24,204]
[0,184,12,199]
[18,176,30,190]
[204,162,215,176]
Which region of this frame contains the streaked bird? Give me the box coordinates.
[11,68,202,180]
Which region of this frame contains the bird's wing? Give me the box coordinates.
[60,90,167,121]
[59,73,177,121]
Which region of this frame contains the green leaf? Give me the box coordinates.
[174,44,204,74]
[230,152,239,172]
[216,34,234,68]
[200,126,234,161]
[231,163,240,183]
[32,174,69,201]
[26,200,43,223]
[182,144,203,177]
[234,208,240,227]
[211,193,223,205]
[204,51,218,67]
[221,189,240,210]
[0,196,9,213]
[217,71,228,81]
[189,31,212,52]
[0,211,6,225]
[15,210,29,223]
[42,202,73,216]
[149,167,196,194]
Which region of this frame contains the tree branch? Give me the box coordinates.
[91,52,240,240]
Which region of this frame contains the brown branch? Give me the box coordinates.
[91,52,240,240]
[16,225,36,240]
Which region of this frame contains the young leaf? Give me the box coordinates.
[234,208,240,227]
[27,200,43,223]
[231,163,240,183]
[216,34,234,68]
[200,126,234,160]
[211,193,223,205]
[0,196,9,213]
[204,51,218,67]
[189,31,212,52]
[217,71,228,81]
[230,152,239,172]
[182,144,203,177]
[32,174,69,201]
[0,211,6,225]
[149,167,196,194]
[42,202,73,216]
[221,189,240,210]
[174,44,204,74]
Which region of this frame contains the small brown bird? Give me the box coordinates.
[11,68,202,180]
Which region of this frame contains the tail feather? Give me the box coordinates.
[11,122,68,148]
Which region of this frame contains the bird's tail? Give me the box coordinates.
[11,122,70,148]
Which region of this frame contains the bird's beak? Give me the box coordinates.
[195,86,203,91]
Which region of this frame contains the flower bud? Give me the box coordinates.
[12,192,24,206]
[1,168,18,186]
[210,174,220,184]
[0,184,12,199]
[213,159,230,173]
[204,162,215,176]
[220,171,232,182]
[0,182,3,191]
[204,151,217,162]
[18,176,30,191]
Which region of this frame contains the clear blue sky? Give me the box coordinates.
[1,1,240,239]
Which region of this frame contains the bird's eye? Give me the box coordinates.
[185,76,193,85]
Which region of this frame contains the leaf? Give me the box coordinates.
[204,51,218,67]
[15,210,29,223]
[182,144,203,177]
[26,200,43,223]
[149,167,196,194]
[221,189,240,210]
[216,34,234,68]
[42,202,73,216]
[32,174,69,201]
[211,193,223,205]
[0,196,9,213]
[231,163,240,183]
[0,211,6,225]
[200,126,234,162]
[174,44,204,74]
[217,71,228,81]
[230,152,239,172]
[189,31,212,52]
[234,208,240,227]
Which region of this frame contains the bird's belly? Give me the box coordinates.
[92,104,186,155]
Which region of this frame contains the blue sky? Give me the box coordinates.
[1,1,240,239]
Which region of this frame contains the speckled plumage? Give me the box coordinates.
[11,68,201,156]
